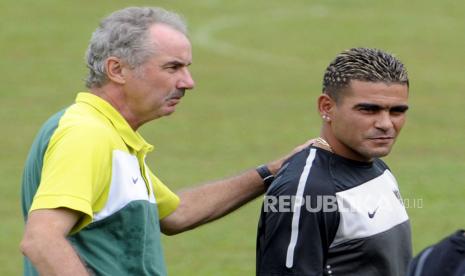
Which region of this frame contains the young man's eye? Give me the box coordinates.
[359,107,378,113]
[355,104,381,114]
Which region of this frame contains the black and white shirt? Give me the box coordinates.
[256,146,412,276]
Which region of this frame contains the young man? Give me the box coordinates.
[20,7,309,275]
[257,47,411,275]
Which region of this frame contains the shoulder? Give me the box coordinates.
[48,104,119,151]
[267,147,334,197]
[42,110,119,170]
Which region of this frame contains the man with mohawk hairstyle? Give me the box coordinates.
[257,47,412,276]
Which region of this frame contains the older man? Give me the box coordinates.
[20,7,308,275]
[257,47,412,275]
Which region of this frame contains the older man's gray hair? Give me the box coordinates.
[85,7,187,88]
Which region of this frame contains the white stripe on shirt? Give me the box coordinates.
[286,148,317,268]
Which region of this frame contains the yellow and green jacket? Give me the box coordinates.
[22,92,179,276]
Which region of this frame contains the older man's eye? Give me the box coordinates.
[165,65,179,71]
[163,62,183,72]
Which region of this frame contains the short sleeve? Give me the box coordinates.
[257,148,339,275]
[148,171,180,219]
[30,123,112,233]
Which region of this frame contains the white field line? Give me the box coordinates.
[191,6,328,66]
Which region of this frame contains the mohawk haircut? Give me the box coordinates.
[322,47,409,102]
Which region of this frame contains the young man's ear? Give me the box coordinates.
[317,93,335,123]
[105,57,126,85]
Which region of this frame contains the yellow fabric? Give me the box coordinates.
[149,171,180,219]
[30,92,179,232]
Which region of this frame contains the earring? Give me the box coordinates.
[322,115,330,121]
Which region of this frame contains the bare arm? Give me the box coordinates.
[160,140,314,235]
[20,208,89,276]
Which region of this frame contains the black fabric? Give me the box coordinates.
[256,146,411,276]
[257,147,339,275]
[408,230,465,276]
[327,221,412,275]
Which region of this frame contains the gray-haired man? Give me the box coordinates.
[20,7,309,275]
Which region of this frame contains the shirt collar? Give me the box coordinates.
[75,92,154,153]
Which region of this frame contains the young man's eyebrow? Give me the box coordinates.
[390,105,409,112]
[353,103,409,112]
[354,103,382,110]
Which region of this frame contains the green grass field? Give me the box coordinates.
[1,0,464,275]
